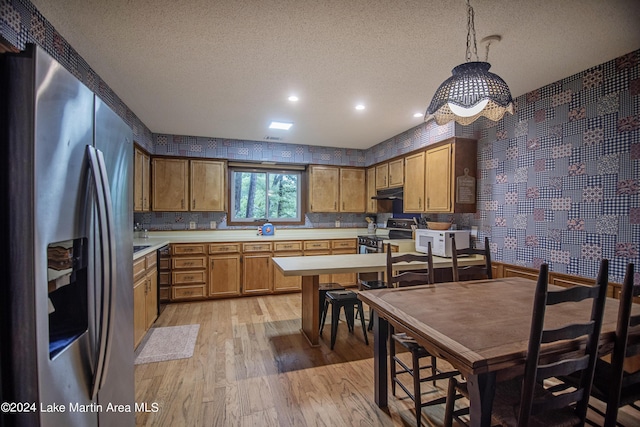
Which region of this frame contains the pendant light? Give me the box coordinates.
[426,0,514,126]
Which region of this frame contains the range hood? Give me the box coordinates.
[372,187,403,200]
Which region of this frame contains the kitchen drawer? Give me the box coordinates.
[274,241,303,252]
[171,284,206,300]
[133,257,146,280]
[172,256,207,270]
[159,271,170,285]
[209,242,241,254]
[159,286,170,301]
[172,270,207,284]
[145,252,157,269]
[171,243,206,255]
[159,258,170,270]
[242,242,273,253]
[303,240,330,251]
[331,239,356,249]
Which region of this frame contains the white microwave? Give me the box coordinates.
[415,229,470,258]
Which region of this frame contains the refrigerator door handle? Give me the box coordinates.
[87,145,117,399]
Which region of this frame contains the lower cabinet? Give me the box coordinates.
[304,240,332,283]
[242,242,273,295]
[171,243,207,301]
[209,243,241,297]
[330,239,357,286]
[164,238,358,302]
[273,241,303,292]
[133,251,158,349]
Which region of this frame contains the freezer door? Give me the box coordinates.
[94,98,134,425]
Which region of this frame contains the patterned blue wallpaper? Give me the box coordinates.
[443,50,640,284]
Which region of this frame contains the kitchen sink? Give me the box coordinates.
[133,245,150,253]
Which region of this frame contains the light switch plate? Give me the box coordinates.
[189,221,196,230]
[210,221,217,229]
[471,226,478,237]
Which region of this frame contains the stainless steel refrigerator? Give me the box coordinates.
[0,44,134,426]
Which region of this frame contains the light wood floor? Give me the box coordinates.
[135,293,640,427]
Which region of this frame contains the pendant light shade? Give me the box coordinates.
[427,61,514,126]
[426,0,514,126]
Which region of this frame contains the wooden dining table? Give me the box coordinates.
[357,277,627,427]
[271,252,485,347]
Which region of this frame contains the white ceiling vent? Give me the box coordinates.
[263,135,285,142]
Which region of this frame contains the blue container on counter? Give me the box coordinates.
[261,223,275,236]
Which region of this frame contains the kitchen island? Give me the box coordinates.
[272,252,486,346]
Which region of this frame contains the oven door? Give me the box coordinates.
[360,245,379,254]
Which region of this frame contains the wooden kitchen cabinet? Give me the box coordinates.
[209,243,241,297]
[152,158,189,211]
[242,242,273,295]
[404,151,426,213]
[424,138,477,213]
[303,240,332,283]
[190,159,226,211]
[133,252,158,349]
[273,241,303,292]
[366,167,377,213]
[330,239,357,286]
[308,165,365,213]
[308,165,339,212]
[375,158,403,189]
[170,243,207,300]
[339,168,366,212]
[134,147,150,212]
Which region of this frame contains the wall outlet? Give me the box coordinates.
[189,221,196,230]
[335,220,340,228]
[471,226,478,237]
[210,221,217,229]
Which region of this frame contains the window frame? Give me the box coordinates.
[227,165,306,226]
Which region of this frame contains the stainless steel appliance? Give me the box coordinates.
[415,229,470,257]
[0,45,134,426]
[357,218,415,254]
[357,218,415,283]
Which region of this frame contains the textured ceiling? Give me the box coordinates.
[30,0,640,149]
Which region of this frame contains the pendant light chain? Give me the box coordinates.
[465,0,478,62]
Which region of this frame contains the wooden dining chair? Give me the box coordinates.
[558,263,640,427]
[450,235,492,282]
[387,242,459,427]
[444,260,609,427]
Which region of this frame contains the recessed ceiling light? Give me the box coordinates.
[269,121,294,130]
[288,95,299,102]
[413,112,424,118]
[355,104,365,110]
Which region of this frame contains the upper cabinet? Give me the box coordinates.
[375,158,403,189]
[403,151,426,212]
[308,165,365,213]
[190,160,226,211]
[152,158,189,211]
[366,167,377,213]
[133,147,150,212]
[339,168,366,212]
[401,137,477,214]
[424,138,477,213]
[308,165,339,212]
[151,158,227,212]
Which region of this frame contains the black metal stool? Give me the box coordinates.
[318,282,345,326]
[359,279,387,331]
[319,290,369,349]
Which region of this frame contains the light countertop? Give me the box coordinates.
[272,253,485,276]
